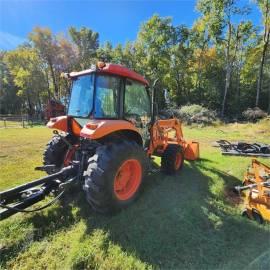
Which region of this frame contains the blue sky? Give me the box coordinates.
[0,0,261,50]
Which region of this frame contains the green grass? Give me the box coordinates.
[0,120,270,270]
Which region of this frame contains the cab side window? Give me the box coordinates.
[124,79,151,120]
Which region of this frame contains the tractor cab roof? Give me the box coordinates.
[69,62,149,86]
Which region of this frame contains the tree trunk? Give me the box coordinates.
[26,91,33,117]
[221,65,231,117]
[175,77,181,105]
[236,68,241,117]
[45,70,51,100]
[221,23,232,118]
[181,74,190,103]
[256,40,268,107]
[196,38,208,101]
[256,1,270,107]
[235,36,242,118]
[196,56,203,102]
[48,60,58,99]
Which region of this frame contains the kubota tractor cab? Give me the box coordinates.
[43,62,199,213]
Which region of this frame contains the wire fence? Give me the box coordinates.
[0,114,45,128]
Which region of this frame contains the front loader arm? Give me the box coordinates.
[148,118,184,155]
[148,118,199,161]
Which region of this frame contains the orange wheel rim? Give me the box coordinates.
[175,152,182,170]
[114,159,142,201]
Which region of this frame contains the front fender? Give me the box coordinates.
[46,116,68,132]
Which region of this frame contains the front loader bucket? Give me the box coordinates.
[184,141,200,161]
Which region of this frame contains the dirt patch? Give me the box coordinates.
[224,187,243,205]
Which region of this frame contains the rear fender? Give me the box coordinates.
[80,120,142,144]
[106,130,143,146]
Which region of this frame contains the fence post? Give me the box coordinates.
[4,118,6,128]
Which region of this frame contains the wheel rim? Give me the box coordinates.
[175,152,182,170]
[114,159,142,201]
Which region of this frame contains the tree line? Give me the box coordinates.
[0,0,269,118]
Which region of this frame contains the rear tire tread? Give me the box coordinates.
[84,140,148,213]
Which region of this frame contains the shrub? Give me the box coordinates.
[176,104,217,125]
[242,107,267,122]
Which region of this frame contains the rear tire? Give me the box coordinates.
[43,135,71,174]
[161,144,184,175]
[83,140,148,213]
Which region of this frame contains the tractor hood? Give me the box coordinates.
[47,116,68,131]
[47,116,81,136]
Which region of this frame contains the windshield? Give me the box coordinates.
[68,74,94,117]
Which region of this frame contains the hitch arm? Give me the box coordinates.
[0,164,78,221]
[0,165,77,201]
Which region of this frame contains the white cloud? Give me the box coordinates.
[0,31,27,50]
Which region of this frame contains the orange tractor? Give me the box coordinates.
[0,62,199,219]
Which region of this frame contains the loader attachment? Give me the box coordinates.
[148,118,200,160]
[235,159,270,223]
[0,163,79,221]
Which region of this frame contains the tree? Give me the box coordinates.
[166,25,193,105]
[1,8,268,119]
[134,15,177,105]
[190,18,210,99]
[4,47,47,115]
[112,44,125,64]
[197,0,252,117]
[97,41,113,62]
[0,51,21,114]
[56,35,78,99]
[29,27,60,99]
[69,27,99,69]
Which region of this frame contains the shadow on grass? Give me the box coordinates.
[75,159,270,269]
[1,158,269,269]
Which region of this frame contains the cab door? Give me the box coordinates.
[124,79,151,146]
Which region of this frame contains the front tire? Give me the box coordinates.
[83,140,148,213]
[161,144,184,175]
[43,135,71,174]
